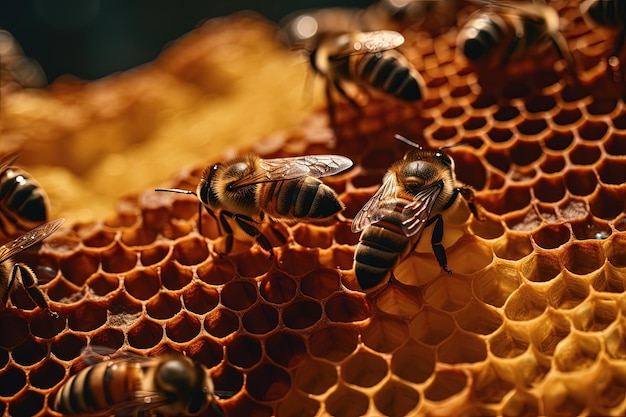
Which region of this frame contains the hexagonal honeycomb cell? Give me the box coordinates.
[1,1,626,416]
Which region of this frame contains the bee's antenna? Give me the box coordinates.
[438,142,474,152]
[154,188,197,196]
[394,134,423,149]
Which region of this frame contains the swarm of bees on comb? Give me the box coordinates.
[1,0,626,416]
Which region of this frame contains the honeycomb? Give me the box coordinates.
[1,1,626,416]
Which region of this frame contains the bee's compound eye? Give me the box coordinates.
[224,162,248,178]
[436,152,452,166]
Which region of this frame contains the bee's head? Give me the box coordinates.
[198,164,221,207]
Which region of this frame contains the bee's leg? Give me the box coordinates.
[500,35,520,68]
[426,214,452,275]
[216,211,235,257]
[230,213,275,259]
[200,205,221,236]
[14,263,58,317]
[458,186,484,221]
[333,79,362,114]
[1,265,17,305]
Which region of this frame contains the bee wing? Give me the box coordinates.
[351,173,398,233]
[401,181,443,237]
[80,345,149,365]
[0,218,64,264]
[230,155,352,189]
[0,153,19,172]
[336,30,405,57]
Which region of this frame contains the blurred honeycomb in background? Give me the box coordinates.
[1,0,626,416]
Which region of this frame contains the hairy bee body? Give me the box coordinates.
[53,353,218,416]
[457,3,573,71]
[0,163,49,242]
[311,31,424,106]
[352,136,479,292]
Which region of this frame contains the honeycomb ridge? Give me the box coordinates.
[1,2,626,416]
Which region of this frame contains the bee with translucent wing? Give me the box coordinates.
[351,135,481,292]
[456,1,575,74]
[0,218,64,317]
[0,153,50,242]
[53,347,226,416]
[157,154,352,257]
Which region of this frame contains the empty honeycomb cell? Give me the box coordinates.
[468,215,505,240]
[83,272,118,297]
[375,284,424,317]
[140,243,170,266]
[511,140,543,167]
[501,390,539,417]
[430,125,458,141]
[67,300,108,332]
[29,358,65,389]
[590,187,625,219]
[442,106,464,119]
[242,303,279,334]
[8,390,44,417]
[540,154,566,174]
[544,130,574,151]
[493,105,521,123]
[60,249,100,286]
[597,157,626,185]
[265,332,307,368]
[533,175,565,203]
[0,365,26,396]
[362,315,409,354]
[172,235,209,266]
[564,168,598,196]
[283,300,322,330]
[226,334,262,368]
[325,293,369,323]
[276,391,320,417]
[390,340,435,385]
[197,256,236,285]
[547,273,589,309]
[0,349,7,369]
[374,379,421,417]
[300,269,340,300]
[120,227,157,247]
[570,143,602,165]
[165,311,201,343]
[438,330,488,364]
[473,364,514,404]
[182,282,219,314]
[596,369,626,411]
[489,325,530,358]
[493,233,533,260]
[160,259,193,290]
[294,357,337,396]
[517,119,548,138]
[530,311,571,356]
[525,94,557,113]
[604,132,626,155]
[292,224,334,249]
[606,321,626,359]
[454,298,503,335]
[562,241,605,275]
[326,384,370,417]
[479,186,531,216]
[573,298,618,332]
[82,229,117,248]
[146,291,182,319]
[470,94,496,110]
[423,369,468,402]
[187,337,223,369]
[487,127,513,144]
[554,332,601,372]
[553,108,583,126]
[473,261,521,308]
[532,224,571,250]
[259,272,296,304]
[12,336,47,367]
[333,221,360,246]
[606,235,626,267]
[424,275,471,312]
[409,307,455,346]
[450,85,473,98]
[124,268,161,300]
[0,316,29,349]
[309,325,358,362]
[587,98,618,117]
[578,120,609,141]
[543,379,586,416]
[520,250,561,282]
[342,348,388,388]
[100,241,138,273]
[29,312,66,339]
[504,284,548,322]
[463,116,487,131]
[276,248,321,277]
[450,150,487,190]
[89,328,125,350]
[204,307,239,338]
[614,110,626,129]
[571,217,612,240]
[51,332,87,361]
[127,318,163,349]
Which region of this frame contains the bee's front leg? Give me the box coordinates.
[426,214,453,275]
[14,263,58,317]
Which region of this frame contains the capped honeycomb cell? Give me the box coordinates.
[2,4,626,417]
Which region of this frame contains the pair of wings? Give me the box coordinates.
[352,172,443,238]
[0,218,64,264]
[228,154,353,190]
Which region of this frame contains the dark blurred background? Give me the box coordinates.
[0,0,372,83]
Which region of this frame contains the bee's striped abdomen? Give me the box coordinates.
[353,51,423,101]
[0,168,48,240]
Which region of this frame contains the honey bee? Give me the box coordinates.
[456,2,575,74]
[309,30,425,120]
[0,218,64,317]
[580,0,626,81]
[157,154,353,256]
[351,135,480,292]
[0,153,50,242]
[53,349,224,416]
